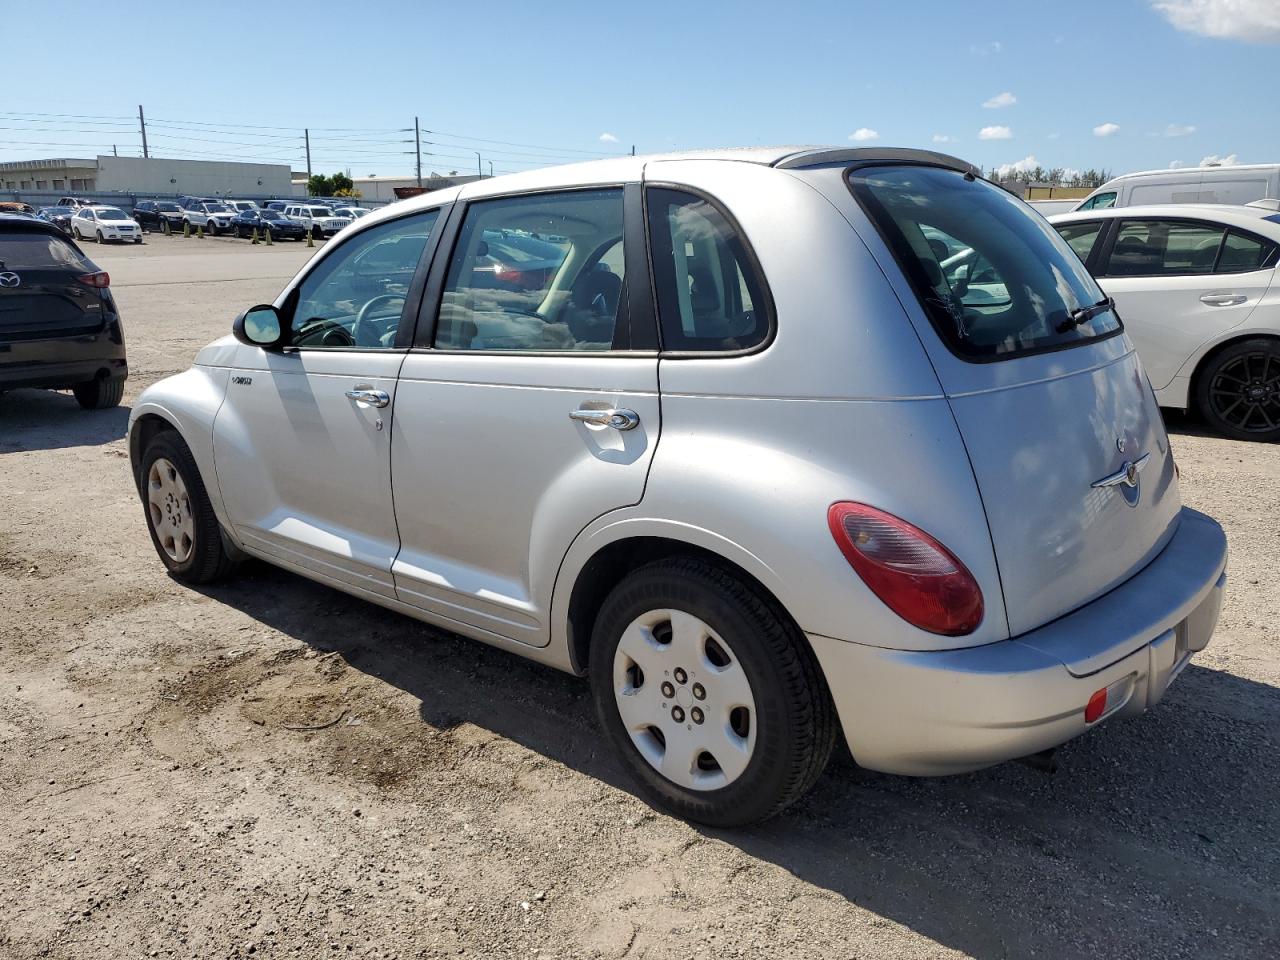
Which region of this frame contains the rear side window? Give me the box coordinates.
[1054,221,1105,262]
[0,232,88,269]
[1218,229,1278,273]
[646,188,769,352]
[850,165,1119,360]
[1104,220,1224,276]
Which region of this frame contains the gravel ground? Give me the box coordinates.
[2,234,1278,959]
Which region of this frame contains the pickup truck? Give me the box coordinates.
[283,204,351,239]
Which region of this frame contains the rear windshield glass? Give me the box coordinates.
[849,165,1121,360]
[0,233,88,269]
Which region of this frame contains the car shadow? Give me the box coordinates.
[0,389,129,453]
[199,563,1280,958]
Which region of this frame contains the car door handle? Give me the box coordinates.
[1200,293,1248,306]
[345,388,390,408]
[569,407,640,430]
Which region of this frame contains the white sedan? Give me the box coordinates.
[71,206,143,244]
[1049,204,1280,441]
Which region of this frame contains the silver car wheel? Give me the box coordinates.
[612,608,757,791]
[147,457,195,564]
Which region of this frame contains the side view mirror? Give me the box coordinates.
[232,304,286,349]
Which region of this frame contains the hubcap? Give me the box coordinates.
[146,457,195,563]
[612,609,757,791]
[1209,352,1280,433]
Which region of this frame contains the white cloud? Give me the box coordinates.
[978,125,1013,140]
[969,40,1003,54]
[1151,0,1280,42]
[931,134,956,143]
[598,132,618,143]
[1170,160,1186,168]
[1093,122,1121,137]
[1162,123,1197,137]
[983,91,1017,109]
[994,155,1039,179]
[1047,132,1062,140]
[848,128,880,142]
[1201,152,1239,165]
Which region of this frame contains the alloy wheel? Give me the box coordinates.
[1207,351,1280,433]
[612,608,757,791]
[147,457,195,564]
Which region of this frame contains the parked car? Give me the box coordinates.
[71,206,143,244]
[182,200,236,236]
[334,206,371,220]
[0,214,127,408]
[1049,204,1280,440]
[263,200,295,212]
[56,197,94,209]
[1073,163,1280,212]
[128,147,1227,826]
[283,203,350,239]
[0,201,37,216]
[133,200,185,231]
[225,200,259,214]
[37,206,74,234]
[229,208,307,241]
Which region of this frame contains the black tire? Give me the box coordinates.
[71,377,124,410]
[207,221,218,237]
[72,225,82,240]
[589,557,836,827]
[96,230,104,244]
[140,430,240,584]
[1195,338,1280,442]
[311,224,323,240]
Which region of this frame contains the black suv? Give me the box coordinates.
[133,200,184,231]
[0,215,127,409]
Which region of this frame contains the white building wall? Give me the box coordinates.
[95,155,294,197]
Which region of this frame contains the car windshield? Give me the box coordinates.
[260,210,283,220]
[849,165,1121,360]
[206,204,231,213]
[97,209,129,221]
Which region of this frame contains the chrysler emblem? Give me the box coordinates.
[0,271,19,288]
[1092,453,1150,507]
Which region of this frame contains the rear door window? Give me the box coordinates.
[1054,221,1106,263]
[1217,229,1279,274]
[849,165,1119,360]
[0,232,88,269]
[1102,220,1224,276]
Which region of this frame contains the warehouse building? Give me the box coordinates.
[0,155,297,198]
[350,172,482,202]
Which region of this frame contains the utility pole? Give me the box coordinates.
[488,161,493,177]
[476,152,482,179]
[631,145,635,156]
[112,145,118,157]
[304,128,312,184]
[138,104,149,159]
[414,116,422,187]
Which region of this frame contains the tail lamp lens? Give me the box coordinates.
[827,502,984,636]
[77,272,110,288]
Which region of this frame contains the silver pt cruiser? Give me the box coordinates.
[128,147,1228,826]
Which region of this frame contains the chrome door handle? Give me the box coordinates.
[569,407,640,431]
[1200,293,1247,306]
[345,388,390,408]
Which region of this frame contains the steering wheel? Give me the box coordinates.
[352,294,406,347]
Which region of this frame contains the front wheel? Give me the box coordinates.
[96,230,104,244]
[1196,338,1280,442]
[206,221,218,236]
[140,430,240,584]
[589,557,836,827]
[311,225,323,240]
[72,225,82,240]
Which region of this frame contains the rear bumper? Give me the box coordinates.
[0,356,128,390]
[809,507,1227,776]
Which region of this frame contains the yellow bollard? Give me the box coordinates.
[264,226,273,246]
[162,218,171,236]
[251,227,259,245]
[196,224,204,239]
[182,221,190,238]
[306,229,314,248]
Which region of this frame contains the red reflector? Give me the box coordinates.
[827,502,984,636]
[1084,687,1108,724]
[77,271,110,289]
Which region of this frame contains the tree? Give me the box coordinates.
[307,173,335,196]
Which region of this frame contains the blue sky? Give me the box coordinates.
[1,0,1277,179]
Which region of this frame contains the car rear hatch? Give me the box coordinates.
[844,162,1182,638]
[0,226,107,341]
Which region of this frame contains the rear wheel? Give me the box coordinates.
[71,377,124,410]
[589,557,836,827]
[1196,338,1280,442]
[140,430,240,583]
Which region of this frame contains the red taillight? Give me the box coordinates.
[1084,687,1108,724]
[827,502,984,636]
[77,272,110,289]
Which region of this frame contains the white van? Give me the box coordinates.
[1074,164,1280,211]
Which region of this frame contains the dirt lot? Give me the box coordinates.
[2,233,1279,959]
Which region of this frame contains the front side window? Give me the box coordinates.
[289,210,439,349]
[1103,220,1224,277]
[1078,191,1117,211]
[646,188,769,352]
[1054,220,1106,263]
[850,165,1120,360]
[435,189,627,352]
